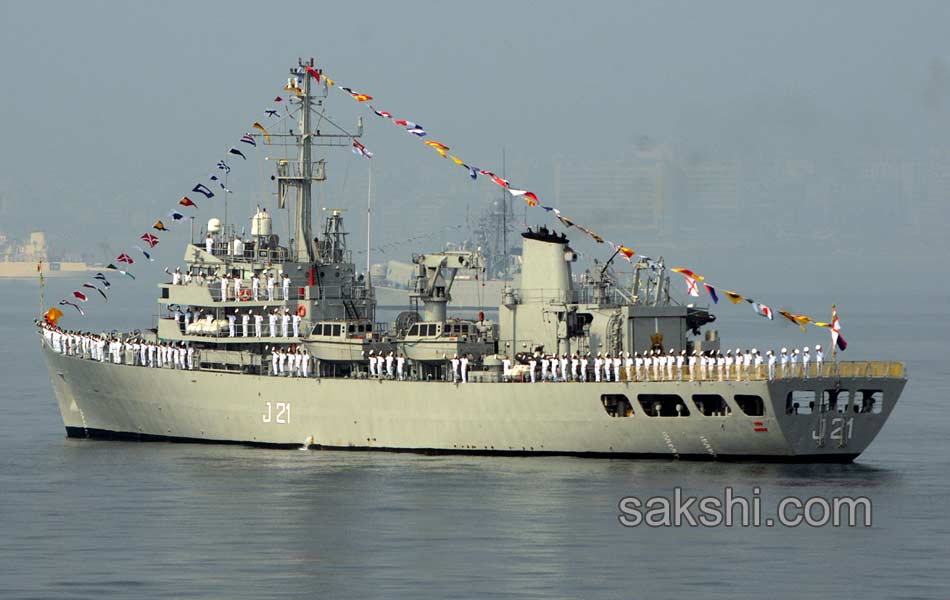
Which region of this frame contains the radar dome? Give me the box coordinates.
[207,218,221,233]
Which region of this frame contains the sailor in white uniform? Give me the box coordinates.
[528,356,537,383]
[541,355,550,381]
[233,276,242,301]
[790,348,800,376]
[205,233,214,254]
[266,272,276,301]
[635,352,644,381]
[560,354,569,382]
[688,351,697,381]
[780,347,789,376]
[278,348,287,376]
[549,355,558,382]
[281,273,291,301]
[802,347,811,378]
[219,274,229,302]
[676,351,686,380]
[228,312,236,337]
[252,274,260,301]
[460,355,469,383]
[301,350,311,378]
[292,312,302,338]
[385,352,395,379]
[242,311,250,337]
[268,310,278,337]
[281,310,290,338]
[570,354,580,381]
[613,354,622,382]
[624,352,634,382]
[580,353,589,382]
[396,353,405,380]
[270,347,279,375]
[593,353,602,382]
[815,344,824,375]
[367,350,377,377]
[502,357,512,382]
[450,354,460,383]
[187,345,194,370]
[767,350,776,380]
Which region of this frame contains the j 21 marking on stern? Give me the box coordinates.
[812,416,854,444]
[262,401,291,424]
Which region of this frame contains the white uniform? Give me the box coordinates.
[528,359,537,383]
[205,236,214,254]
[228,314,236,337]
[460,356,469,383]
[767,353,776,380]
[385,354,394,378]
[396,355,405,380]
[282,276,290,301]
[302,352,311,377]
[580,357,589,382]
[233,277,242,300]
[267,275,276,301]
[450,357,460,382]
[593,357,602,382]
[292,314,301,338]
[268,313,277,337]
[815,349,824,375]
[613,356,621,382]
[254,313,263,337]
[271,349,279,375]
[187,346,194,370]
[252,277,260,301]
[570,357,579,381]
[242,313,250,337]
[220,277,228,302]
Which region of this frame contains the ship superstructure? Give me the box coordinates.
[38,59,906,461]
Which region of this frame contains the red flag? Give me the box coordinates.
[117,253,134,264]
[73,290,88,302]
[179,196,197,208]
[140,233,159,248]
[305,66,320,82]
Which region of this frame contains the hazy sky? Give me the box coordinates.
[2,0,949,293]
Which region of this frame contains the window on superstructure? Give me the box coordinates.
[332,324,341,337]
[408,324,419,336]
[637,394,690,417]
[786,391,815,415]
[601,394,634,418]
[734,395,765,417]
[692,394,729,416]
[822,389,849,414]
[856,390,883,414]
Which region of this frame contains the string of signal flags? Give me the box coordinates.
[47,62,847,351]
[51,77,304,322]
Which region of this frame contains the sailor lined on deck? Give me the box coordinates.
[282,273,291,300]
[205,233,214,254]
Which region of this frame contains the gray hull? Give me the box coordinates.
[42,345,904,462]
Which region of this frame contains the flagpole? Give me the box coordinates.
[831,304,838,363]
[366,162,372,275]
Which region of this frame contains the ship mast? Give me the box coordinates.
[275,58,360,266]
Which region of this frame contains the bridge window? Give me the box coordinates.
[692,394,730,416]
[786,390,816,415]
[734,394,765,416]
[637,394,690,417]
[332,324,341,337]
[408,324,419,336]
[856,389,883,414]
[601,394,633,418]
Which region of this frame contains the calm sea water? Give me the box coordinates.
[1,277,947,599]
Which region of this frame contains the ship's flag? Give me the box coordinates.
[405,122,426,137]
[274,96,283,102]
[425,141,449,151]
[94,272,111,287]
[105,263,118,270]
[119,269,135,280]
[59,300,84,316]
[217,161,231,174]
[192,183,215,198]
[168,210,184,221]
[449,155,465,166]
[117,253,134,265]
[479,170,496,177]
[393,119,408,126]
[576,225,604,243]
[779,310,809,332]
[671,267,704,281]
[252,122,271,143]
[154,220,169,231]
[609,242,635,262]
[140,233,159,248]
[371,107,393,119]
[724,290,744,304]
[341,87,372,102]
[134,246,154,261]
[352,139,373,159]
[753,302,774,320]
[45,307,63,324]
[831,304,847,351]
[72,290,88,302]
[508,188,538,206]
[684,275,700,297]
[265,109,280,118]
[240,133,256,147]
[464,164,479,180]
[305,65,321,81]
[228,147,246,160]
[704,283,719,304]
[558,214,575,228]
[208,174,226,189]
[618,245,635,262]
[325,76,334,87]
[491,176,510,188]
[83,283,108,301]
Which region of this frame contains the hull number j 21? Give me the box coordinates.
[262,401,291,424]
